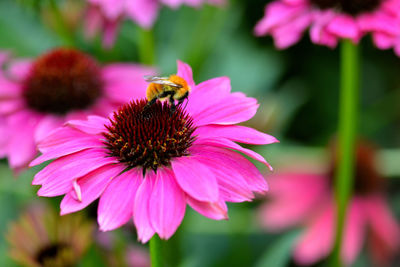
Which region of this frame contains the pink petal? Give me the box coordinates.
[186,195,228,220]
[190,144,269,197]
[194,125,278,145]
[358,13,400,36]
[193,153,254,202]
[126,0,159,29]
[7,111,41,169]
[31,126,104,166]
[102,63,154,102]
[192,145,269,193]
[8,59,32,81]
[34,115,64,143]
[0,74,22,98]
[186,77,231,116]
[310,11,338,48]
[294,202,335,265]
[102,19,120,49]
[176,60,195,89]
[341,198,366,266]
[149,168,186,239]
[254,2,306,36]
[363,195,400,253]
[192,92,258,126]
[326,14,360,41]
[268,10,312,49]
[98,168,143,231]
[171,156,219,202]
[260,173,327,231]
[133,171,156,243]
[90,0,125,20]
[36,149,118,196]
[36,126,98,152]
[372,32,396,49]
[84,5,102,39]
[0,51,10,66]
[66,116,109,135]
[0,99,24,114]
[60,164,124,215]
[194,137,272,170]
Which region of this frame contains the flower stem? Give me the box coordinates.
[138,28,155,65]
[149,234,162,267]
[330,40,360,267]
[48,0,74,46]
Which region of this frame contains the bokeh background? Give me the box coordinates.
[0,0,399,266]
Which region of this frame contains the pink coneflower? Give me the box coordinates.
[0,48,154,172]
[254,0,400,50]
[85,0,225,47]
[259,141,400,266]
[7,203,93,267]
[31,60,278,243]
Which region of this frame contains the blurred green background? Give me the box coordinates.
[0,0,399,266]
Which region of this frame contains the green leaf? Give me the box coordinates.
[0,0,60,56]
[255,230,301,267]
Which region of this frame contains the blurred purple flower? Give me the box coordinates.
[30,60,278,243]
[259,141,400,266]
[85,0,225,48]
[0,48,154,172]
[254,0,400,51]
[126,246,150,267]
[7,203,93,267]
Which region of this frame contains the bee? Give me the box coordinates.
[144,74,191,113]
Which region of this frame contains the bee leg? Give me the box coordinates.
[169,97,176,114]
[146,98,157,107]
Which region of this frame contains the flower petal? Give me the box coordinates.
[8,59,32,81]
[134,171,156,243]
[36,149,118,196]
[186,77,231,115]
[126,0,159,29]
[66,116,110,135]
[363,195,400,254]
[190,144,269,193]
[259,173,327,231]
[60,164,124,215]
[102,63,154,102]
[194,137,272,170]
[149,168,186,239]
[34,115,64,143]
[171,156,219,202]
[341,199,366,266]
[186,196,228,220]
[194,125,279,145]
[0,74,21,98]
[293,203,335,265]
[98,168,143,231]
[7,111,41,170]
[192,92,258,126]
[176,60,195,89]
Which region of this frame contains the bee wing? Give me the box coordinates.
[143,75,168,82]
[143,75,182,88]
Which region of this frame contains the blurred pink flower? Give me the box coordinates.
[31,60,278,243]
[126,246,150,267]
[260,142,400,266]
[254,0,400,51]
[85,0,225,48]
[0,48,154,172]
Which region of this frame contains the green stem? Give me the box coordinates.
[138,28,155,65]
[330,40,360,267]
[48,0,74,46]
[149,234,162,267]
